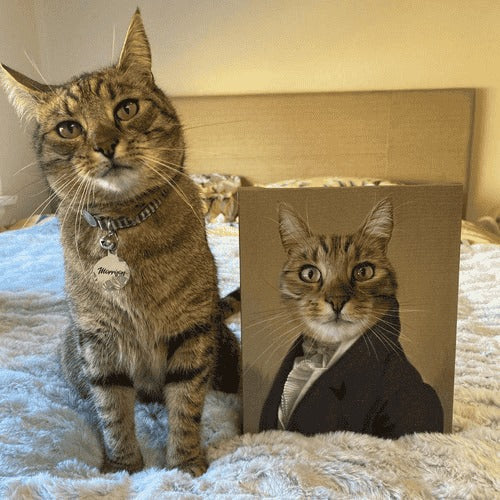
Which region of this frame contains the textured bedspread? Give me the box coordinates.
[0,219,498,498]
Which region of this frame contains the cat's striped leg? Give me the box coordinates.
[90,378,144,474]
[164,323,214,476]
[79,333,143,473]
[164,377,209,476]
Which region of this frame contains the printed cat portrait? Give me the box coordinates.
[259,198,444,438]
[0,9,240,476]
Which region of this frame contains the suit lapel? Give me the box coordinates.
[259,336,303,430]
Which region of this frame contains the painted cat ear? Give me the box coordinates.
[0,64,51,121]
[278,202,311,252]
[117,8,152,78]
[360,198,394,244]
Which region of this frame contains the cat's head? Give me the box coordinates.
[278,198,397,344]
[0,9,183,206]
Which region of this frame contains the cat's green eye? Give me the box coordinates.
[115,99,139,121]
[56,121,82,139]
[299,265,322,284]
[353,263,375,282]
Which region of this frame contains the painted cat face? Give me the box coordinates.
[0,10,183,205]
[278,198,397,344]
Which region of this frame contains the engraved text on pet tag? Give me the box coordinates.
[93,252,130,291]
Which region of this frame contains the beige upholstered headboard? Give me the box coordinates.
[172,89,475,211]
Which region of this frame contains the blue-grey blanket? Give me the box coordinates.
[0,219,498,498]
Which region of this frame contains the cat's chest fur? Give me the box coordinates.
[59,180,218,343]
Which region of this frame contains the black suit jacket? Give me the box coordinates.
[259,299,443,438]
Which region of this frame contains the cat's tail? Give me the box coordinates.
[212,321,241,394]
[213,289,241,394]
[219,288,241,320]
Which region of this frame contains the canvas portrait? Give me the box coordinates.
[239,185,462,436]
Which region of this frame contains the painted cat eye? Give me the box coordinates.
[353,263,375,281]
[56,121,82,139]
[299,265,322,283]
[115,99,139,121]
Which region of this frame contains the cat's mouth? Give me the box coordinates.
[100,161,133,178]
[93,161,139,193]
[322,315,354,325]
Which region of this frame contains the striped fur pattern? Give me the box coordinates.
[0,10,240,476]
[278,199,397,346]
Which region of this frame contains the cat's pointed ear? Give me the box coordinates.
[117,9,152,78]
[0,64,51,121]
[360,198,393,246]
[278,202,311,252]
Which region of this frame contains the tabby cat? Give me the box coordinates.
[0,10,239,476]
[259,199,443,437]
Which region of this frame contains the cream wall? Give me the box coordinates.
[1,0,498,222]
[0,0,47,226]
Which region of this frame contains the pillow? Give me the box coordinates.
[191,175,397,223]
[190,173,242,222]
[262,176,396,188]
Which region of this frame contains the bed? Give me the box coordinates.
[0,90,498,498]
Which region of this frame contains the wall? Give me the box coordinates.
[0,0,47,226]
[1,0,498,222]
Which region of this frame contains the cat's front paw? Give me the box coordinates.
[168,453,208,477]
[100,454,144,474]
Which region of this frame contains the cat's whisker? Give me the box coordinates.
[23,191,56,219]
[23,50,55,93]
[361,319,379,362]
[140,159,204,226]
[181,119,246,132]
[366,314,402,336]
[146,162,194,207]
[243,323,303,376]
[244,305,289,320]
[246,314,301,341]
[245,310,291,330]
[20,174,75,228]
[262,278,282,295]
[390,302,427,314]
[369,324,399,350]
[146,145,222,157]
[361,334,375,360]
[91,175,97,206]
[371,329,405,358]
[137,154,193,181]
[11,177,50,198]
[74,174,94,265]
[27,184,52,198]
[368,311,417,342]
[13,160,38,176]
[305,203,311,232]
[58,175,88,238]
[71,174,92,260]
[263,216,280,228]
[245,310,299,337]
[365,322,395,356]
[365,315,408,355]
[371,317,414,338]
[249,321,304,369]
[111,24,116,63]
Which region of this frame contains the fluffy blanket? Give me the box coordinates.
[0,219,498,498]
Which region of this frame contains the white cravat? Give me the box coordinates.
[278,336,357,430]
